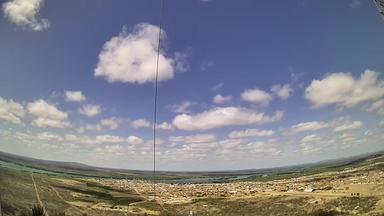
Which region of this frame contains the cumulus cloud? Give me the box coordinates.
[213,94,232,104]
[288,121,330,134]
[94,23,185,84]
[172,106,283,131]
[64,133,144,146]
[0,96,25,124]
[27,99,70,128]
[95,135,124,143]
[157,122,174,131]
[168,101,195,114]
[366,99,384,115]
[96,145,124,155]
[271,84,293,100]
[64,91,86,102]
[228,128,275,139]
[100,118,119,130]
[78,104,101,117]
[241,88,272,106]
[128,119,172,131]
[126,136,144,145]
[167,134,219,159]
[85,118,119,131]
[305,70,384,108]
[130,118,151,128]
[32,118,70,129]
[2,0,50,31]
[333,121,362,132]
[170,134,217,144]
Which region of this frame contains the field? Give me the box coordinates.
[0,151,384,215]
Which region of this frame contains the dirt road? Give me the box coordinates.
[31,173,49,216]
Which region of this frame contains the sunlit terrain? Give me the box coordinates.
[1,151,384,215]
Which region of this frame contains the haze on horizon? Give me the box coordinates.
[0,0,383,171]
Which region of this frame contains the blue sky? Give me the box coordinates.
[0,0,383,171]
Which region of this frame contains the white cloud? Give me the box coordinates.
[333,121,362,132]
[172,106,283,131]
[0,97,25,124]
[167,134,218,159]
[126,136,144,145]
[37,132,63,142]
[85,118,119,131]
[168,101,195,114]
[33,118,70,129]
[219,139,247,150]
[288,121,329,134]
[173,51,189,72]
[300,134,322,153]
[246,140,281,155]
[305,70,384,108]
[129,119,171,131]
[213,94,232,104]
[2,0,50,31]
[228,128,275,139]
[271,84,293,100]
[157,122,173,131]
[340,133,356,142]
[28,99,67,119]
[299,133,341,154]
[130,118,151,128]
[78,104,101,117]
[27,99,70,128]
[183,134,217,143]
[64,91,86,102]
[94,23,184,84]
[100,118,119,130]
[64,133,143,146]
[84,124,101,131]
[97,145,124,155]
[95,135,124,143]
[366,99,384,115]
[241,88,272,106]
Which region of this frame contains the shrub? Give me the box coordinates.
[31,205,45,216]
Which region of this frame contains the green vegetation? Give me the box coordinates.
[31,205,45,216]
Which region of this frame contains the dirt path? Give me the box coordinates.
[38,177,86,215]
[49,185,86,215]
[31,173,49,216]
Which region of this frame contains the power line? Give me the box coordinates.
[153,0,164,201]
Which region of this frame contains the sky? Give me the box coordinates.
[0,0,383,171]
